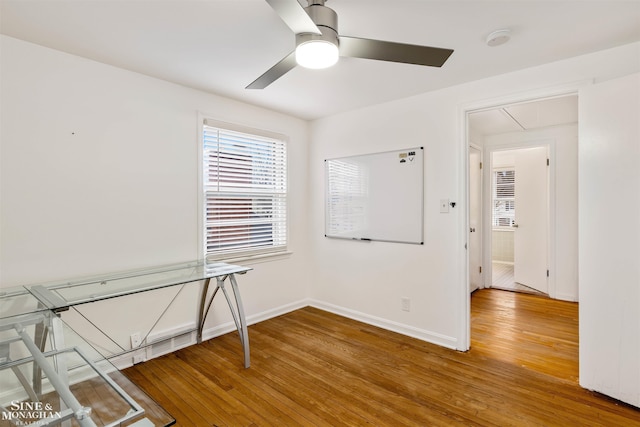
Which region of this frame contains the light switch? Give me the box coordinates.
[440,199,450,213]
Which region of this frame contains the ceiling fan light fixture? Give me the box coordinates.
[295,39,339,69]
[247,0,455,89]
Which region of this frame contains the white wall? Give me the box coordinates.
[484,125,579,301]
[579,72,640,407]
[309,89,466,348]
[0,35,312,359]
[308,42,639,351]
[492,231,514,263]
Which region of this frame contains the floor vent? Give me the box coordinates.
[145,325,196,360]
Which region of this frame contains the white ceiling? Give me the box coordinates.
[1,1,639,120]
[469,95,579,136]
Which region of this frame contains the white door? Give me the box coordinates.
[579,73,640,407]
[469,146,482,292]
[513,147,548,294]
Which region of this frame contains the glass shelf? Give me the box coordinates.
[0,310,174,426]
[25,261,251,311]
[0,286,49,320]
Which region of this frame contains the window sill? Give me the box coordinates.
[207,251,293,266]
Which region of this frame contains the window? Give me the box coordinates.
[493,169,515,227]
[202,120,287,259]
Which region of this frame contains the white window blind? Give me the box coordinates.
[493,169,515,227]
[203,121,287,259]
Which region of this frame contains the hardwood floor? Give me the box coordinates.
[470,288,578,383]
[124,290,640,426]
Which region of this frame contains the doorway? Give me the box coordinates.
[466,93,578,301]
[464,92,579,379]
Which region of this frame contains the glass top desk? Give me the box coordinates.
[1,286,175,426]
[1,261,251,426]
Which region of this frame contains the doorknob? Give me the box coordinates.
[469,227,476,233]
[512,224,519,228]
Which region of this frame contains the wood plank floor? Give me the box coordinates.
[124,289,640,426]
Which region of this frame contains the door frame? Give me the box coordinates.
[485,143,553,296]
[459,80,589,351]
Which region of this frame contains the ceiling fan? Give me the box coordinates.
[247,0,454,89]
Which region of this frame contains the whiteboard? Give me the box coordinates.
[325,147,423,244]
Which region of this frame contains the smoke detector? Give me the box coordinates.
[486,29,511,47]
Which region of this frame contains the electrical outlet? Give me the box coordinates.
[401,297,410,312]
[130,332,142,348]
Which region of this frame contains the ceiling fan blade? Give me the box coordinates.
[266,0,322,35]
[246,51,297,89]
[339,36,454,67]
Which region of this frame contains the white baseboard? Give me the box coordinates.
[200,299,309,341]
[110,300,310,369]
[308,299,459,350]
[554,292,578,302]
[110,352,135,370]
[111,298,458,370]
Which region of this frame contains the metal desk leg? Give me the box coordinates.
[16,325,97,427]
[197,277,212,343]
[0,343,38,402]
[50,315,73,427]
[197,274,250,368]
[32,318,49,395]
[31,313,72,427]
[227,274,250,368]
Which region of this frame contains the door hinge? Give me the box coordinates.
[547,269,550,277]
[546,158,550,166]
[479,162,483,169]
[479,266,482,274]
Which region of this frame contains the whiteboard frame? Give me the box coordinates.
[324,147,424,245]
